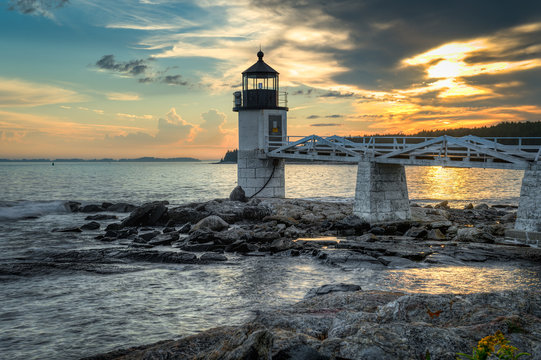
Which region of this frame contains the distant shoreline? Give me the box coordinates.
[0,157,201,163]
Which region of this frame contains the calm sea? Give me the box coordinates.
[0,162,536,360]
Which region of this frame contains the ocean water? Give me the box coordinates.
[0,162,537,359]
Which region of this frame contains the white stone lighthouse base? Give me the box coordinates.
[237,150,285,198]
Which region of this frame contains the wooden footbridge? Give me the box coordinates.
[266,135,541,170]
[260,134,541,243]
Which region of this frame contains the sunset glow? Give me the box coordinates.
[1,1,540,159]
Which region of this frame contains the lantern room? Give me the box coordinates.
[233,50,287,111]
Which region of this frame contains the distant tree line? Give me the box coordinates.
[219,149,238,163]
[346,121,541,140]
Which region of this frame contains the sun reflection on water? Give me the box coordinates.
[385,266,540,294]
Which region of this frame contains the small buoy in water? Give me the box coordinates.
[52,162,54,166]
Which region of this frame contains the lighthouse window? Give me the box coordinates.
[258,82,262,89]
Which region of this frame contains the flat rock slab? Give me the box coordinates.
[86,290,541,360]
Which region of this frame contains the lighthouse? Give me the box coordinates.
[233,50,288,198]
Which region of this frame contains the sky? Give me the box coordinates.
[1,0,541,160]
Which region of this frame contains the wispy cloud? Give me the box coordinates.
[0,77,84,107]
[310,123,342,127]
[8,0,68,19]
[107,92,141,101]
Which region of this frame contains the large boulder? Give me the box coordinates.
[190,215,229,232]
[229,185,247,202]
[120,201,168,228]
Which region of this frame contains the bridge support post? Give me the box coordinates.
[238,150,285,198]
[353,160,411,223]
[515,164,541,232]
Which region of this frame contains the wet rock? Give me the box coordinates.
[435,200,450,209]
[464,203,474,209]
[274,344,329,360]
[200,252,227,261]
[214,227,251,245]
[88,290,541,360]
[190,215,229,232]
[107,203,137,212]
[178,223,191,233]
[162,227,176,233]
[105,223,123,231]
[121,201,167,227]
[333,214,369,234]
[304,283,362,299]
[66,201,81,212]
[229,185,247,202]
[138,231,160,242]
[85,214,118,221]
[148,232,179,246]
[185,229,216,244]
[269,238,294,253]
[80,204,104,213]
[252,231,281,243]
[53,226,82,233]
[81,221,100,231]
[456,227,495,243]
[369,226,385,235]
[377,256,418,268]
[405,226,428,239]
[121,201,168,228]
[501,212,516,223]
[427,228,446,240]
[167,206,209,225]
[474,203,489,210]
[243,206,272,221]
[226,240,258,253]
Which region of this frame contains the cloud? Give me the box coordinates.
[96,55,149,76]
[307,115,320,119]
[96,55,190,86]
[190,109,234,146]
[156,108,198,143]
[116,113,153,120]
[310,123,343,127]
[107,92,141,101]
[162,75,188,86]
[8,0,68,18]
[0,77,84,107]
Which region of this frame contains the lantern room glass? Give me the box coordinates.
[243,75,277,91]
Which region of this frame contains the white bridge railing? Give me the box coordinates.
[264,135,541,170]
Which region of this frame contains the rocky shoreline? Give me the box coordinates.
[54,194,541,359]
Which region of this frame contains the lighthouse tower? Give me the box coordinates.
[233,50,288,198]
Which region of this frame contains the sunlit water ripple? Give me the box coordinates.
[0,162,537,359]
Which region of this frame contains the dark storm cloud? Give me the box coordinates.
[252,0,541,91]
[8,0,68,15]
[96,55,148,76]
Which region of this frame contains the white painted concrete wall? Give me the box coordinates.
[237,108,287,198]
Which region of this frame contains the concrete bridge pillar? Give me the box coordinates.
[353,160,411,223]
[515,164,541,232]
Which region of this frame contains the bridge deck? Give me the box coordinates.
[265,135,541,170]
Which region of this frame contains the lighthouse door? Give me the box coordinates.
[268,115,282,151]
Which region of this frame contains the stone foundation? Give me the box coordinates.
[353,161,411,223]
[237,150,285,198]
[515,165,541,232]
